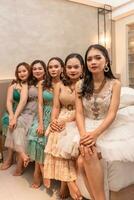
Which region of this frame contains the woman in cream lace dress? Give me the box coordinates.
[44,53,84,199]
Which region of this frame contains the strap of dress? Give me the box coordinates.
[75,79,83,93]
[108,79,116,91]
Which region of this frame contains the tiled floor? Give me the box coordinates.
[0,163,70,200]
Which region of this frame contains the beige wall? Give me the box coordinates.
[115,14,134,85]
[112,21,116,75]
[0,0,98,80]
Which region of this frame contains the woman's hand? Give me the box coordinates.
[50,119,65,132]
[58,120,65,131]
[80,131,97,147]
[9,117,17,131]
[9,114,14,123]
[79,145,97,159]
[79,145,95,157]
[45,125,50,136]
[37,124,44,136]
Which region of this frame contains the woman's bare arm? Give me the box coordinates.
[6,84,15,119]
[51,82,61,121]
[81,80,121,146]
[13,83,28,119]
[37,81,44,135]
[75,83,86,137]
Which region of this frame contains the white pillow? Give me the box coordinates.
[119,87,134,108]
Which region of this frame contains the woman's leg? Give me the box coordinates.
[0,148,14,170]
[39,163,44,177]
[67,180,83,200]
[59,181,70,199]
[20,151,30,167]
[42,162,51,189]
[82,146,106,200]
[77,155,95,200]
[13,153,24,176]
[32,162,42,188]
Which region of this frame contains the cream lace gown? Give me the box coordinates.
[82,79,134,162]
[59,79,134,162]
[44,84,77,182]
[76,81,134,199]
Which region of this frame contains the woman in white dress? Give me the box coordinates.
[75,44,121,200]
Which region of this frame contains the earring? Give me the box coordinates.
[43,74,46,80]
[80,74,83,79]
[104,64,109,72]
[60,72,64,79]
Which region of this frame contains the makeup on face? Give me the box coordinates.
[66,58,82,80]
[48,59,62,78]
[32,63,45,80]
[18,65,29,81]
[87,49,106,74]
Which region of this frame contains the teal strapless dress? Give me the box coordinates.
[1,89,20,136]
[27,90,53,164]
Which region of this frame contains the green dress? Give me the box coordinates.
[1,88,20,136]
[27,90,53,164]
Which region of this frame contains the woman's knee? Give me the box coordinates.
[83,146,99,163]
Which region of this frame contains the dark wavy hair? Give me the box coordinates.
[11,62,31,85]
[29,60,47,86]
[81,44,116,97]
[43,57,64,89]
[63,53,84,86]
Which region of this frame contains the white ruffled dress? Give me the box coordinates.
[57,80,134,162]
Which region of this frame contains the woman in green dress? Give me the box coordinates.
[2,87,20,137]
[27,57,64,188]
[1,62,31,170]
[3,60,47,176]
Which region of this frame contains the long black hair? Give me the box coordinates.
[43,57,64,89]
[63,53,84,86]
[81,44,116,97]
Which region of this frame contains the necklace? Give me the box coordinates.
[68,85,75,93]
[92,95,100,119]
[93,78,106,94]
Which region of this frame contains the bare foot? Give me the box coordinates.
[13,167,24,176]
[31,182,42,189]
[20,152,30,168]
[32,173,42,189]
[68,181,83,200]
[23,156,30,168]
[43,178,51,189]
[59,182,70,199]
[0,160,12,170]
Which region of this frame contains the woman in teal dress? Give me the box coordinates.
[1,62,31,136]
[2,88,20,136]
[27,57,64,188]
[28,90,53,164]
[1,62,31,170]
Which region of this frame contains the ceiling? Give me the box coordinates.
[68,0,134,20]
[85,0,132,8]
